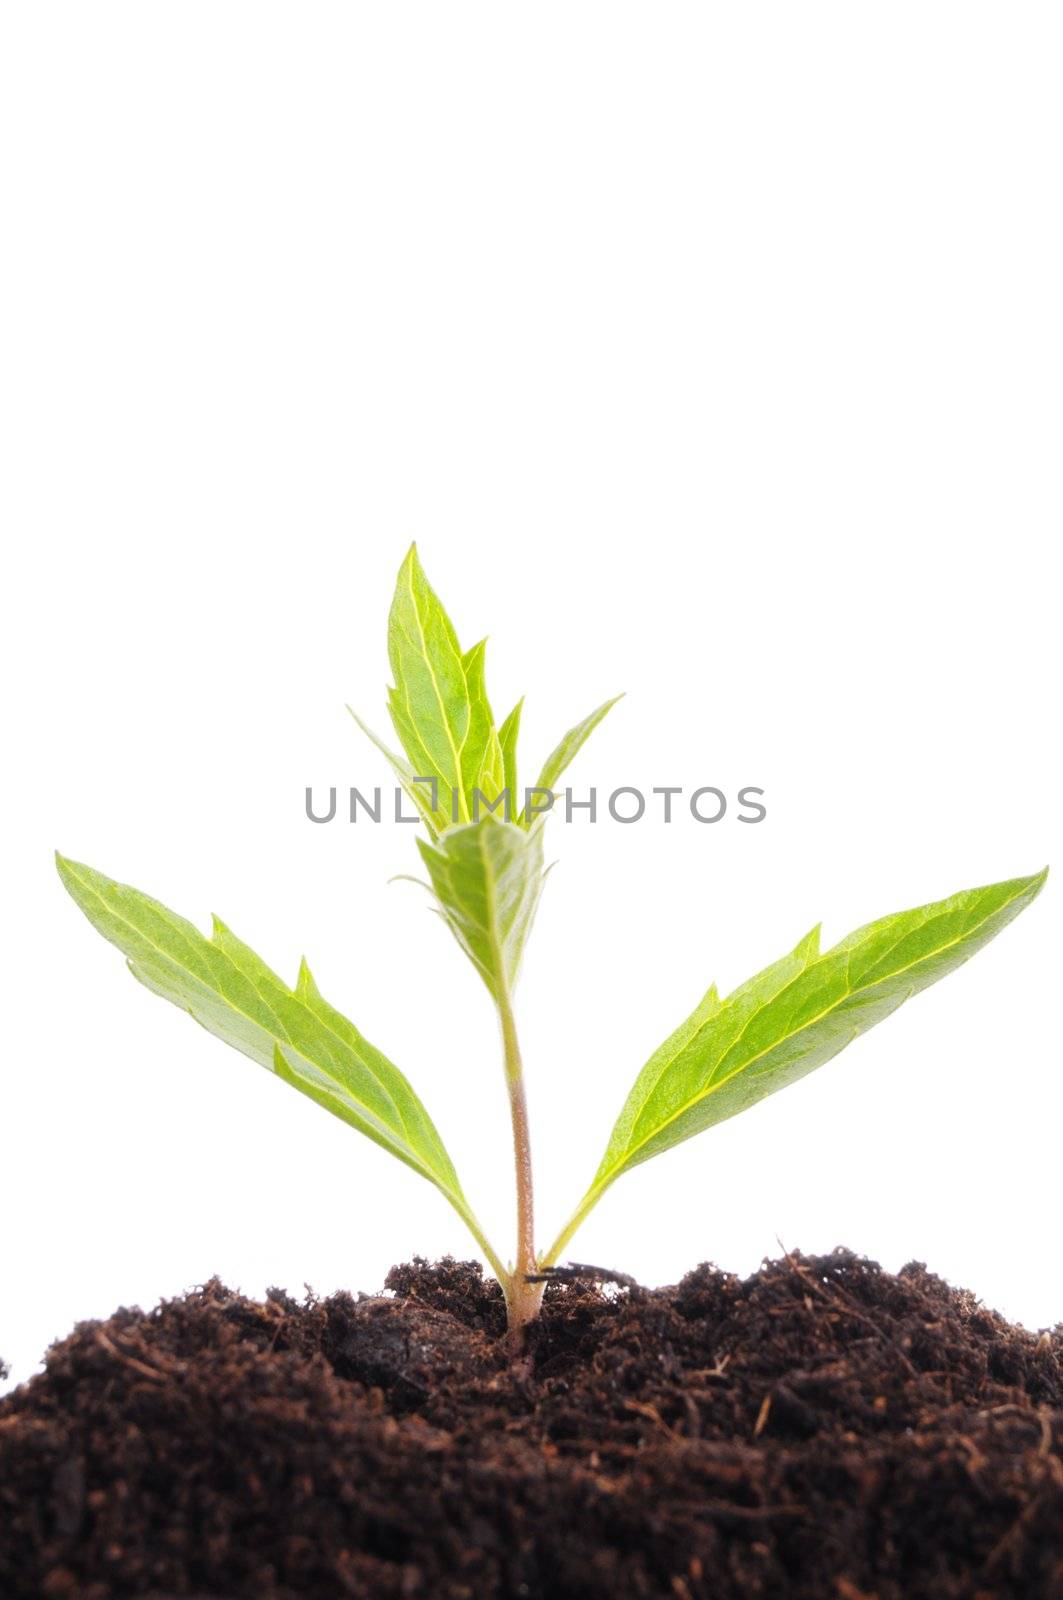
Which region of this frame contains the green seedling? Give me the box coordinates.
[57,547,1047,1338]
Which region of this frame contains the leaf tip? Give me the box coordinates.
[296,956,319,999]
[347,704,376,741]
[56,852,94,900]
[400,541,424,582]
[415,834,439,870]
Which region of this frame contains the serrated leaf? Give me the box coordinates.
[417,817,545,1001]
[386,545,502,825]
[547,869,1047,1261]
[55,854,500,1265]
[533,695,623,806]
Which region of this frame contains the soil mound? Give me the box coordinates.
[1,1249,1060,1598]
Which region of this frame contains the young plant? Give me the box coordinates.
[58,547,1047,1338]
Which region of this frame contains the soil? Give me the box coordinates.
[1,1250,1061,1600]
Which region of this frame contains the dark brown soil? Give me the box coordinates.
[2,1250,1061,1599]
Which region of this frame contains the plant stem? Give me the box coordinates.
[498,991,544,1337]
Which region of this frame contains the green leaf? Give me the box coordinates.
[417,817,546,1002]
[533,695,623,807]
[497,697,524,817]
[56,854,502,1272]
[386,545,502,825]
[547,869,1047,1262]
[460,638,505,804]
[346,707,447,837]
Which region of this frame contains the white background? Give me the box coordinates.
[2,6,1060,1393]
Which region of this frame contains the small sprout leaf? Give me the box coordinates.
[497,697,524,804]
[417,817,546,1002]
[346,706,444,836]
[460,638,506,804]
[386,545,503,825]
[533,695,623,809]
